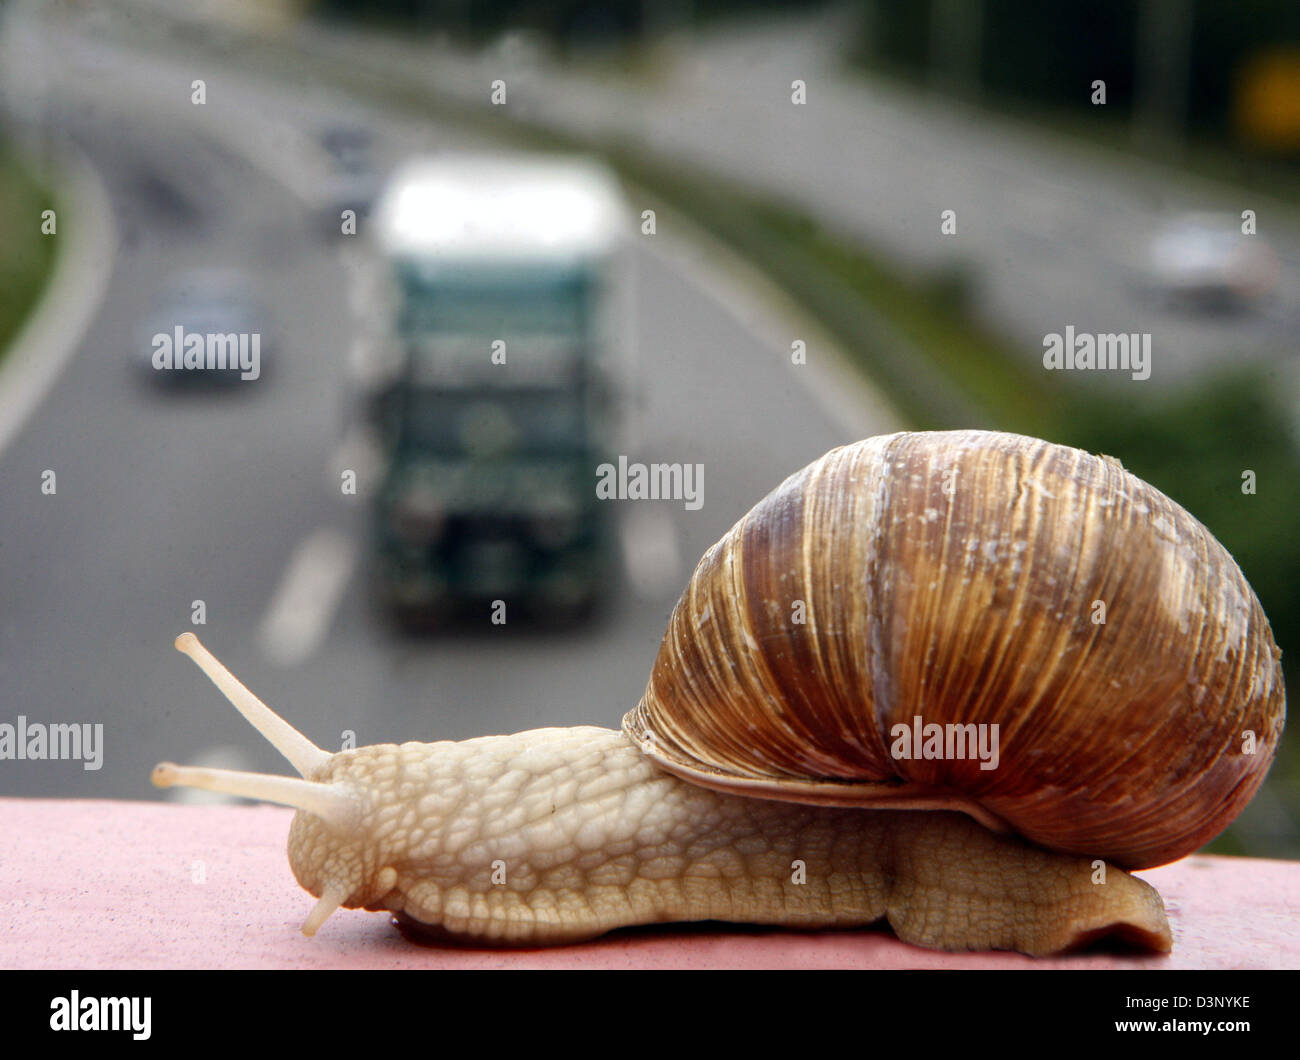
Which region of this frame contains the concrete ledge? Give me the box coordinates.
[3,797,1296,969]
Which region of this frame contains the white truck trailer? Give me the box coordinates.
[359,153,632,623]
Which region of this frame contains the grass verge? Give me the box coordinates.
[0,141,58,367]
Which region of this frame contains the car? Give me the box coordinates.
[1140,211,1280,311]
[137,269,275,386]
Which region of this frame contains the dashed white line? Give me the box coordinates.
[258,527,357,667]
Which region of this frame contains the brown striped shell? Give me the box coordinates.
[623,430,1286,870]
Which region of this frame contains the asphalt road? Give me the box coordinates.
[0,9,888,798]
[269,6,1299,386]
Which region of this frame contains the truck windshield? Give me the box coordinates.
[393,387,588,456]
[397,273,588,339]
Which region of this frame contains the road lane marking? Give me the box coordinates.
[628,198,908,440]
[258,527,357,667]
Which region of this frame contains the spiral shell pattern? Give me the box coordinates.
[624,430,1285,869]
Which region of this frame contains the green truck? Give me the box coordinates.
[362,155,631,624]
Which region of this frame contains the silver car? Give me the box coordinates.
[1142,211,1279,311]
[137,269,275,386]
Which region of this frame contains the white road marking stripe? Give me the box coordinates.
[258,527,357,667]
[629,201,908,439]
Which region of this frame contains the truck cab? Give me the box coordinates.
[363,155,630,623]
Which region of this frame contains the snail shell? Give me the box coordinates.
[625,429,1285,870]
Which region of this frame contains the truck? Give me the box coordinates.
[357,153,632,625]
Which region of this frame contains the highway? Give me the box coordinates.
[0,6,896,799]
[269,5,1300,385]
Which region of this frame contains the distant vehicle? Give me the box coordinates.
[360,154,632,624]
[317,122,382,236]
[1141,212,1280,311]
[137,269,274,386]
[321,123,374,169]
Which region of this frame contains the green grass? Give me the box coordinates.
[0,143,58,365]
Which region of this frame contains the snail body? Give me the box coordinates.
[152,431,1285,955]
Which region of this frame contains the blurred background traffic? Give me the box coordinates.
[0,0,1295,863]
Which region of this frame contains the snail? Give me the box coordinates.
[151,430,1285,956]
